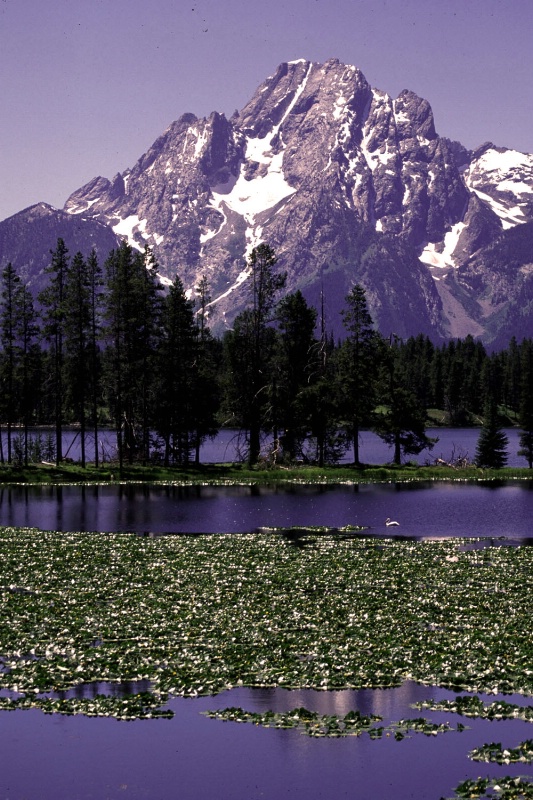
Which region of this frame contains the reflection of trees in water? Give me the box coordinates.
[56,679,152,700]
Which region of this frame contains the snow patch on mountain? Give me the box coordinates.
[419,221,466,271]
[112,215,146,250]
[207,62,313,257]
[465,147,533,229]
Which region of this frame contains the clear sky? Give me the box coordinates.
[1,0,531,221]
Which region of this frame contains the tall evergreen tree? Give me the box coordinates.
[86,249,103,467]
[476,359,508,468]
[273,290,318,462]
[102,243,162,470]
[16,282,40,465]
[297,291,341,465]
[518,339,533,468]
[223,243,286,466]
[1,265,40,465]
[374,336,436,465]
[38,238,70,464]
[153,275,198,466]
[192,276,220,464]
[476,398,509,468]
[338,284,381,465]
[1,263,20,462]
[63,252,92,467]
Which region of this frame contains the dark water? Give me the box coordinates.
[1,446,532,799]
[1,479,533,540]
[1,683,532,800]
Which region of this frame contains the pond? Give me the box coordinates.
[1,682,533,800]
[1,476,532,799]
[1,479,533,540]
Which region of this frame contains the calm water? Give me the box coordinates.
[1,440,532,799]
[1,683,532,800]
[1,479,533,540]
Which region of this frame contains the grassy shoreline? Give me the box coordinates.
[0,461,531,485]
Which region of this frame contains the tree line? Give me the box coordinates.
[1,239,533,470]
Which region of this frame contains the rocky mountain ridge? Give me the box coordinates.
[2,58,533,343]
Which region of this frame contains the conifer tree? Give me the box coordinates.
[518,339,533,468]
[102,243,162,469]
[1,263,20,462]
[476,359,508,468]
[16,282,40,465]
[38,238,70,464]
[192,276,219,464]
[223,243,286,466]
[374,336,436,465]
[476,397,509,468]
[86,249,103,466]
[1,264,40,465]
[273,290,317,462]
[63,252,92,467]
[338,284,381,465]
[153,274,197,466]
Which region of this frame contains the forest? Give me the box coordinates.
[1,238,533,472]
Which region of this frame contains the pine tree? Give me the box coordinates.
[1,263,20,462]
[153,275,198,466]
[16,283,40,466]
[273,290,318,462]
[223,243,286,466]
[192,275,219,464]
[86,249,103,467]
[63,252,92,467]
[338,284,381,465]
[374,336,436,465]
[1,264,40,465]
[476,397,509,468]
[518,339,533,468]
[38,238,70,464]
[102,243,163,470]
[476,359,508,468]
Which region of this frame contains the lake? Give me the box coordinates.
[1,457,532,799]
[2,683,533,800]
[1,479,533,541]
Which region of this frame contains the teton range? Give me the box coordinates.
[2,58,532,345]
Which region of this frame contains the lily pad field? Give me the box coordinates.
[1,524,533,798]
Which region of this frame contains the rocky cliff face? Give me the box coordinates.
[3,59,533,343]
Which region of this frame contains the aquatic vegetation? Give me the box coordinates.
[203,706,456,738]
[203,708,456,739]
[415,696,533,722]
[0,691,172,719]
[469,740,533,765]
[453,775,533,798]
[1,526,532,722]
[203,706,382,737]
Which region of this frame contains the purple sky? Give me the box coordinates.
[1,0,532,222]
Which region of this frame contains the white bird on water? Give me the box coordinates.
[385,518,400,527]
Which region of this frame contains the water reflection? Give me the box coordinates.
[1,680,532,799]
[1,480,533,539]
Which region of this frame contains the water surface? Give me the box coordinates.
[1,683,531,800]
[1,480,533,540]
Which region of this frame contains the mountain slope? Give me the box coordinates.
[0,202,120,295]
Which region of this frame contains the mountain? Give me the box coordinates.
[2,58,533,343]
[0,202,120,296]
